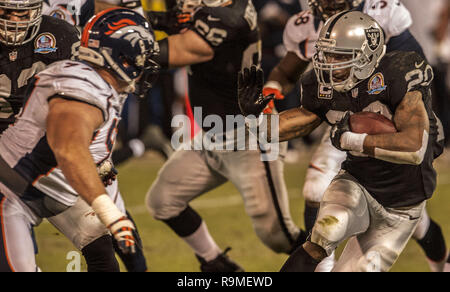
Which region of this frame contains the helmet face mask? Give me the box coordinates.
[0,0,42,46]
[308,0,362,22]
[80,8,160,94]
[177,0,230,12]
[312,11,386,93]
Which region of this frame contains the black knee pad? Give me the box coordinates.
[163,205,203,237]
[416,219,447,262]
[82,235,120,272]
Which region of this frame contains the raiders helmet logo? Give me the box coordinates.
[365,27,381,51]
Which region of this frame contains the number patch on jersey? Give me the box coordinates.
[295,12,310,26]
[195,20,228,46]
[405,63,434,92]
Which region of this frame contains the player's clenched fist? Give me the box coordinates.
[108,217,137,255]
[91,195,137,255]
[238,66,274,117]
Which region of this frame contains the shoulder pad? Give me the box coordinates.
[364,0,412,38]
[37,61,114,120]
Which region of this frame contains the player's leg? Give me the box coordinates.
[412,208,449,272]
[333,199,425,272]
[281,171,371,272]
[146,148,236,271]
[225,144,304,254]
[0,193,39,272]
[302,130,347,271]
[47,198,120,272]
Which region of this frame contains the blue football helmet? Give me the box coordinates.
[79,8,160,93]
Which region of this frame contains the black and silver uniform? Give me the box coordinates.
[0,15,80,133]
[301,51,443,208]
[188,0,261,124]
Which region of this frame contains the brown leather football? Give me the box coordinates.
[349,112,397,135]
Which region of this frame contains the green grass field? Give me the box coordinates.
[35,149,450,272]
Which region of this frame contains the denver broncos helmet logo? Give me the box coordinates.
[105,19,138,35]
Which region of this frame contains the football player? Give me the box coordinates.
[239,11,443,272]
[41,0,151,273]
[0,0,131,272]
[42,0,94,30]
[264,0,449,272]
[144,0,307,272]
[0,7,159,272]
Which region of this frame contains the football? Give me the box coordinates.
[349,112,397,135]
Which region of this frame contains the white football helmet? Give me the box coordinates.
[0,0,42,46]
[312,11,386,92]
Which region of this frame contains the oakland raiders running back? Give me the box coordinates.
[265,0,449,272]
[0,8,159,272]
[239,11,443,272]
[145,0,305,272]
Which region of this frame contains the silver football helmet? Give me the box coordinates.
[312,11,386,92]
[0,0,43,46]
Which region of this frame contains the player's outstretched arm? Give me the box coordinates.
[331,91,430,165]
[266,52,310,97]
[278,107,322,142]
[47,98,136,254]
[161,30,214,68]
[238,66,322,142]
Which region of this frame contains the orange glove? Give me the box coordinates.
[262,83,284,114]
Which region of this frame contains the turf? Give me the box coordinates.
[35,150,450,272]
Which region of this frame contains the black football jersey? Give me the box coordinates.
[188,0,261,124]
[0,15,80,133]
[301,51,443,208]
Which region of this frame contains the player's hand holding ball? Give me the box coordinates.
[330,112,353,151]
[238,66,275,117]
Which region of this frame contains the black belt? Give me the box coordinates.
[0,155,69,218]
[0,155,28,195]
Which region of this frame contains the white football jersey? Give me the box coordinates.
[42,0,93,27]
[283,0,412,61]
[0,60,125,206]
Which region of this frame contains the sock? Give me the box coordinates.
[280,245,321,272]
[416,219,447,262]
[304,204,319,234]
[82,235,120,272]
[163,206,221,262]
[112,211,148,272]
[184,222,222,262]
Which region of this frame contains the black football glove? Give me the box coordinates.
[238,66,274,117]
[330,112,351,151]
